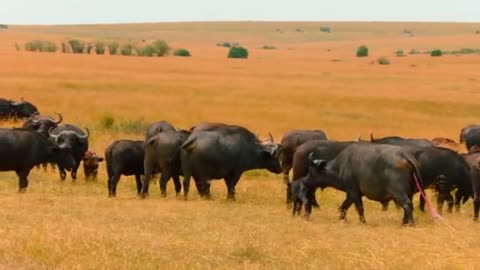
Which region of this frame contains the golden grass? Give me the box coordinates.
[1,22,480,269]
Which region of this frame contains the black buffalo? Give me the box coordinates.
[368,133,433,147]
[462,153,480,220]
[287,140,355,206]
[181,123,282,200]
[280,130,327,183]
[0,128,75,192]
[48,124,89,180]
[0,98,38,120]
[145,121,176,142]
[142,130,191,197]
[301,143,424,225]
[105,140,145,197]
[22,112,63,137]
[459,126,480,153]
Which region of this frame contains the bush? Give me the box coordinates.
[95,41,105,55]
[228,46,248,59]
[409,49,421,55]
[138,44,157,57]
[173,48,191,57]
[152,40,170,56]
[216,42,232,48]
[100,115,115,130]
[262,45,276,50]
[320,26,331,33]
[68,39,85,54]
[108,41,119,55]
[431,49,443,57]
[356,45,368,57]
[395,49,405,57]
[120,43,134,56]
[0,24,8,29]
[24,40,57,52]
[377,56,390,65]
[476,30,480,34]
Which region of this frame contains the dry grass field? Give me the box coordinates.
[1,22,480,269]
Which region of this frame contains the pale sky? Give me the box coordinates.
[1,0,479,25]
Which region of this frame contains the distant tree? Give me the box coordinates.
[173,48,191,57]
[68,39,85,54]
[228,46,248,59]
[430,49,443,57]
[320,26,331,33]
[356,45,369,57]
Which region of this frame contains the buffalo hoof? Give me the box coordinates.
[402,222,415,227]
[108,194,116,198]
[17,188,27,194]
[359,216,366,224]
[474,216,478,221]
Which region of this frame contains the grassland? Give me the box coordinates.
[1,22,480,269]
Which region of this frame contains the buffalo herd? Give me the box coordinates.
[2,99,480,226]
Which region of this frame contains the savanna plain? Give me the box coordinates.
[1,22,480,269]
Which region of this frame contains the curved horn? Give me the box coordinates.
[48,127,60,140]
[268,132,274,143]
[370,132,374,142]
[356,135,362,142]
[30,112,40,123]
[54,112,63,124]
[74,127,90,139]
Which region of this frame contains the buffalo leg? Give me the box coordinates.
[59,167,67,181]
[281,154,292,184]
[159,172,171,197]
[172,175,182,196]
[338,196,354,220]
[446,193,454,213]
[381,201,389,211]
[396,194,414,226]
[225,174,242,201]
[353,197,366,223]
[108,173,121,197]
[474,197,480,221]
[454,190,464,213]
[135,175,143,196]
[16,169,30,193]
[419,196,426,212]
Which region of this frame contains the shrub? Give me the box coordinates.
[476,30,480,34]
[395,49,405,57]
[458,48,476,54]
[356,45,368,57]
[152,40,170,56]
[430,49,442,57]
[409,49,421,55]
[100,115,115,130]
[377,56,390,65]
[173,48,191,57]
[120,43,134,56]
[262,45,276,50]
[108,41,119,55]
[0,24,8,29]
[68,39,85,54]
[24,40,57,52]
[228,46,248,59]
[138,44,157,57]
[320,26,331,33]
[216,42,232,48]
[95,41,105,55]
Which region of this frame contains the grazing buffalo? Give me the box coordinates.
[280,130,327,183]
[48,124,89,180]
[286,140,354,207]
[145,121,176,142]
[105,140,145,197]
[0,98,39,120]
[142,130,190,197]
[181,123,282,200]
[22,112,63,137]
[0,128,75,192]
[82,151,104,180]
[460,126,480,153]
[462,153,480,220]
[303,143,424,225]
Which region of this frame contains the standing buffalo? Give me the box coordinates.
[22,112,63,137]
[0,98,39,120]
[142,130,191,197]
[105,140,145,197]
[462,152,480,220]
[180,123,282,200]
[302,143,424,225]
[48,124,89,180]
[145,121,176,142]
[280,130,327,183]
[0,128,75,192]
[459,125,480,153]
[82,151,104,180]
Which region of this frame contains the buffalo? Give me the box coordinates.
[459,125,480,153]
[368,133,433,147]
[105,140,145,197]
[145,121,176,142]
[280,130,327,183]
[48,124,89,180]
[462,152,480,220]
[301,143,424,225]
[0,128,75,192]
[82,151,104,180]
[0,98,38,120]
[180,123,282,200]
[23,112,63,137]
